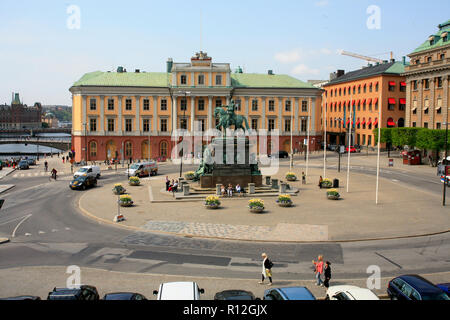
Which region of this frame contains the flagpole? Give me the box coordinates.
[376,84,382,204]
[346,90,353,193]
[323,89,327,178]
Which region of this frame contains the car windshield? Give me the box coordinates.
[78,168,88,172]
[130,164,141,170]
[19,161,27,165]
[421,292,450,300]
[104,293,133,300]
[74,176,87,182]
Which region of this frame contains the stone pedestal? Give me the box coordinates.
[183,185,190,196]
[271,179,279,189]
[216,184,221,196]
[248,183,255,194]
[266,176,271,185]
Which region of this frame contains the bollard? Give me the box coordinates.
[216,184,221,196]
[184,184,190,196]
[279,182,287,193]
[271,179,279,189]
[266,176,271,185]
[248,183,255,194]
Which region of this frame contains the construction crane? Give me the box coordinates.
[339,50,393,64]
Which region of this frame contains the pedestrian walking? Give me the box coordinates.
[62,157,65,164]
[259,253,273,285]
[318,176,323,189]
[312,255,324,286]
[323,261,332,288]
[302,171,306,185]
[44,161,48,172]
[165,176,170,191]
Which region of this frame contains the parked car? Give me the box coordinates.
[153,282,204,300]
[327,144,338,151]
[325,285,379,300]
[47,285,99,300]
[270,151,289,158]
[70,175,97,190]
[214,290,257,300]
[436,283,450,297]
[102,292,147,300]
[126,161,158,177]
[346,146,358,153]
[0,295,41,300]
[263,286,316,300]
[18,160,29,170]
[387,275,450,300]
[74,165,101,179]
[26,158,36,166]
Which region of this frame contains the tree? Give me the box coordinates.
[392,127,423,149]
[416,129,448,166]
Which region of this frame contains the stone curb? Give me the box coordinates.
[0,185,15,195]
[0,238,10,244]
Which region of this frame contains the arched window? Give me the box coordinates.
[125,141,133,158]
[387,117,395,128]
[89,141,97,157]
[160,141,168,157]
[397,118,405,128]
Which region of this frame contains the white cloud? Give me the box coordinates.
[315,0,329,7]
[274,49,302,63]
[291,64,320,76]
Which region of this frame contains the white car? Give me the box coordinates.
[153,281,204,300]
[326,285,379,300]
[74,165,101,179]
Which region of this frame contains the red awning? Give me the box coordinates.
[373,118,378,126]
[400,98,406,104]
[362,119,366,125]
[367,98,372,105]
[400,82,406,86]
[356,119,361,125]
[346,119,350,125]
[367,118,372,125]
[387,120,396,126]
[352,100,356,105]
[374,98,378,104]
[348,100,351,106]
[388,98,396,104]
[357,99,361,105]
[389,81,396,86]
[362,99,366,104]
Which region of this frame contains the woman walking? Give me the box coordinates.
[318,176,323,189]
[259,253,273,286]
[323,261,332,288]
[312,255,324,286]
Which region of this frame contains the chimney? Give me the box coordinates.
[135,69,140,73]
[402,56,406,65]
[268,70,274,75]
[167,58,173,73]
[336,70,345,78]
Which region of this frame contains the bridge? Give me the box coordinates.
[0,128,71,136]
[0,137,71,151]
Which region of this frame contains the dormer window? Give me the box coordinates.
[427,56,432,63]
[180,75,187,85]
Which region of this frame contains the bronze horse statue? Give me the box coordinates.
[214,101,250,132]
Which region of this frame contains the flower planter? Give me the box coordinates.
[119,200,133,207]
[113,188,126,195]
[249,207,264,213]
[128,181,140,186]
[286,177,296,181]
[278,201,292,207]
[205,204,220,209]
[327,195,340,200]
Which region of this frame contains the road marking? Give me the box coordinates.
[0,215,31,227]
[24,233,32,237]
[11,214,32,238]
[51,229,58,233]
[392,179,399,182]
[38,231,46,234]
[65,227,71,231]
[375,252,403,269]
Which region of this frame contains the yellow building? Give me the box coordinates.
[69,52,322,162]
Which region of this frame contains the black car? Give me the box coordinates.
[270,151,289,158]
[0,295,41,300]
[102,292,147,300]
[387,275,450,300]
[70,175,97,190]
[214,290,257,300]
[26,158,36,166]
[47,285,99,300]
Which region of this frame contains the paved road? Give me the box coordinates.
[0,160,449,292]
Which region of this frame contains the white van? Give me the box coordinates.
[74,165,101,179]
[153,282,204,300]
[126,161,158,177]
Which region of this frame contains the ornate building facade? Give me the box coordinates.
[0,93,42,130]
[70,52,322,162]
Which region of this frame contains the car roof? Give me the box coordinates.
[276,287,316,300]
[397,275,441,292]
[329,286,379,300]
[159,282,197,300]
[103,292,137,300]
[215,290,254,300]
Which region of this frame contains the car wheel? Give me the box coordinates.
[82,185,86,191]
[96,174,100,179]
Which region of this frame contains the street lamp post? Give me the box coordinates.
[337,117,343,172]
[443,121,448,206]
[178,91,191,179]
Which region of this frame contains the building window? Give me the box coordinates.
[199,119,205,131]
[216,75,222,85]
[424,122,428,128]
[125,118,132,132]
[388,99,395,111]
[180,99,187,111]
[284,119,290,132]
[90,99,97,110]
[301,119,307,132]
[363,84,366,93]
[180,118,187,130]
[413,81,418,90]
[125,141,132,158]
[339,88,341,96]
[285,100,291,112]
[268,119,275,131]
[89,118,97,132]
[143,119,150,132]
[358,86,361,94]
[180,75,187,85]
[375,83,379,92]
[198,99,205,111]
[388,82,395,91]
[198,74,205,85]
[440,53,446,60]
[368,135,372,146]
[412,122,416,127]
[252,100,258,111]
[251,119,258,130]
[302,100,308,112]
[268,100,275,112]
[424,79,430,89]
[160,141,168,157]
[125,99,132,110]
[369,84,373,92]
[343,88,346,95]
[235,99,241,111]
[108,99,114,110]
[161,99,167,111]
[399,102,405,111]
[107,119,115,132]
[427,56,432,63]
[436,123,441,129]
[160,119,167,132]
[437,77,443,88]
[143,99,150,110]
[89,141,97,157]
[215,99,222,108]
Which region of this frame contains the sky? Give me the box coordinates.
[0,0,449,106]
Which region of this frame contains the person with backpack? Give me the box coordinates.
[259,253,273,286]
[323,261,332,288]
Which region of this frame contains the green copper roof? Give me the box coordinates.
[72,70,315,89]
[231,73,315,88]
[411,20,450,54]
[72,71,169,87]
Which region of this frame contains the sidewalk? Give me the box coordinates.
[0,168,15,180]
[79,165,450,242]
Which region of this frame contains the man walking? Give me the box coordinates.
[259,253,273,286]
[323,261,332,288]
[302,171,306,185]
